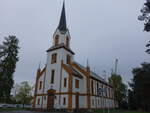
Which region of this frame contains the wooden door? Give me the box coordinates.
[47,94,54,109]
[75,94,79,109]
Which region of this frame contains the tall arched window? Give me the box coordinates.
[39,81,42,90]
[66,37,69,47]
[51,53,57,64]
[91,80,94,94]
[55,35,59,46]
[51,70,55,84]
[66,55,71,64]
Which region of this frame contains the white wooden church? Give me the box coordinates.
[33,2,116,110]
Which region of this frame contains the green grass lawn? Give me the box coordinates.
[0,108,26,111]
[94,109,150,113]
[0,108,149,113]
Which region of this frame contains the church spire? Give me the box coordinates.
[58,1,67,31]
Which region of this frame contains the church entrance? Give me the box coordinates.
[47,89,56,109]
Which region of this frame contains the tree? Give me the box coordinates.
[130,62,150,111]
[109,74,127,108]
[127,89,137,110]
[15,81,33,107]
[138,0,150,32]
[146,41,150,54]
[138,0,150,54]
[0,35,19,103]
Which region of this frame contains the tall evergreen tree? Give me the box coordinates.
[0,35,19,103]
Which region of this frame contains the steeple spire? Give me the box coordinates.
[58,1,67,31]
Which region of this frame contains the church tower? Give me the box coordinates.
[44,1,74,97]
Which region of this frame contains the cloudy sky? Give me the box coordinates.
[0,0,149,85]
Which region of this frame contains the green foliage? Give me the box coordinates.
[109,74,127,108]
[129,62,150,111]
[128,89,137,110]
[139,1,150,32]
[15,81,33,106]
[0,108,26,111]
[146,41,150,54]
[0,35,19,103]
[138,1,150,54]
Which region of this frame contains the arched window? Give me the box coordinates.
[64,78,67,87]
[51,70,55,84]
[91,80,94,94]
[75,79,79,88]
[38,98,40,105]
[55,35,59,46]
[66,55,71,64]
[51,53,57,64]
[66,37,69,47]
[63,97,66,105]
[39,81,42,90]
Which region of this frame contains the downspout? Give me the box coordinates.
[41,66,47,108]
[59,60,63,106]
[33,69,40,108]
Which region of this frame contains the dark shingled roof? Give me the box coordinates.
[64,64,83,79]
[73,62,113,87]
[58,2,67,31]
[47,43,75,55]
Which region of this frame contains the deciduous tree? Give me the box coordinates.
[109,74,127,108]
[15,81,33,107]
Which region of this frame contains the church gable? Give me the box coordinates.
[62,63,83,79]
[37,67,46,80]
[71,62,89,77]
[36,67,46,94]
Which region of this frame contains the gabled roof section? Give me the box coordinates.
[58,1,67,31]
[72,62,113,87]
[37,66,46,80]
[47,43,75,55]
[62,63,83,79]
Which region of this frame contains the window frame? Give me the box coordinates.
[75,79,79,88]
[51,53,57,64]
[63,97,66,105]
[64,78,67,87]
[39,81,42,90]
[51,70,55,84]
[66,36,69,47]
[91,80,94,94]
[38,98,40,105]
[66,55,71,64]
[55,35,59,46]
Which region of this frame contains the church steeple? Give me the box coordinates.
[47,1,74,55]
[58,1,67,31]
